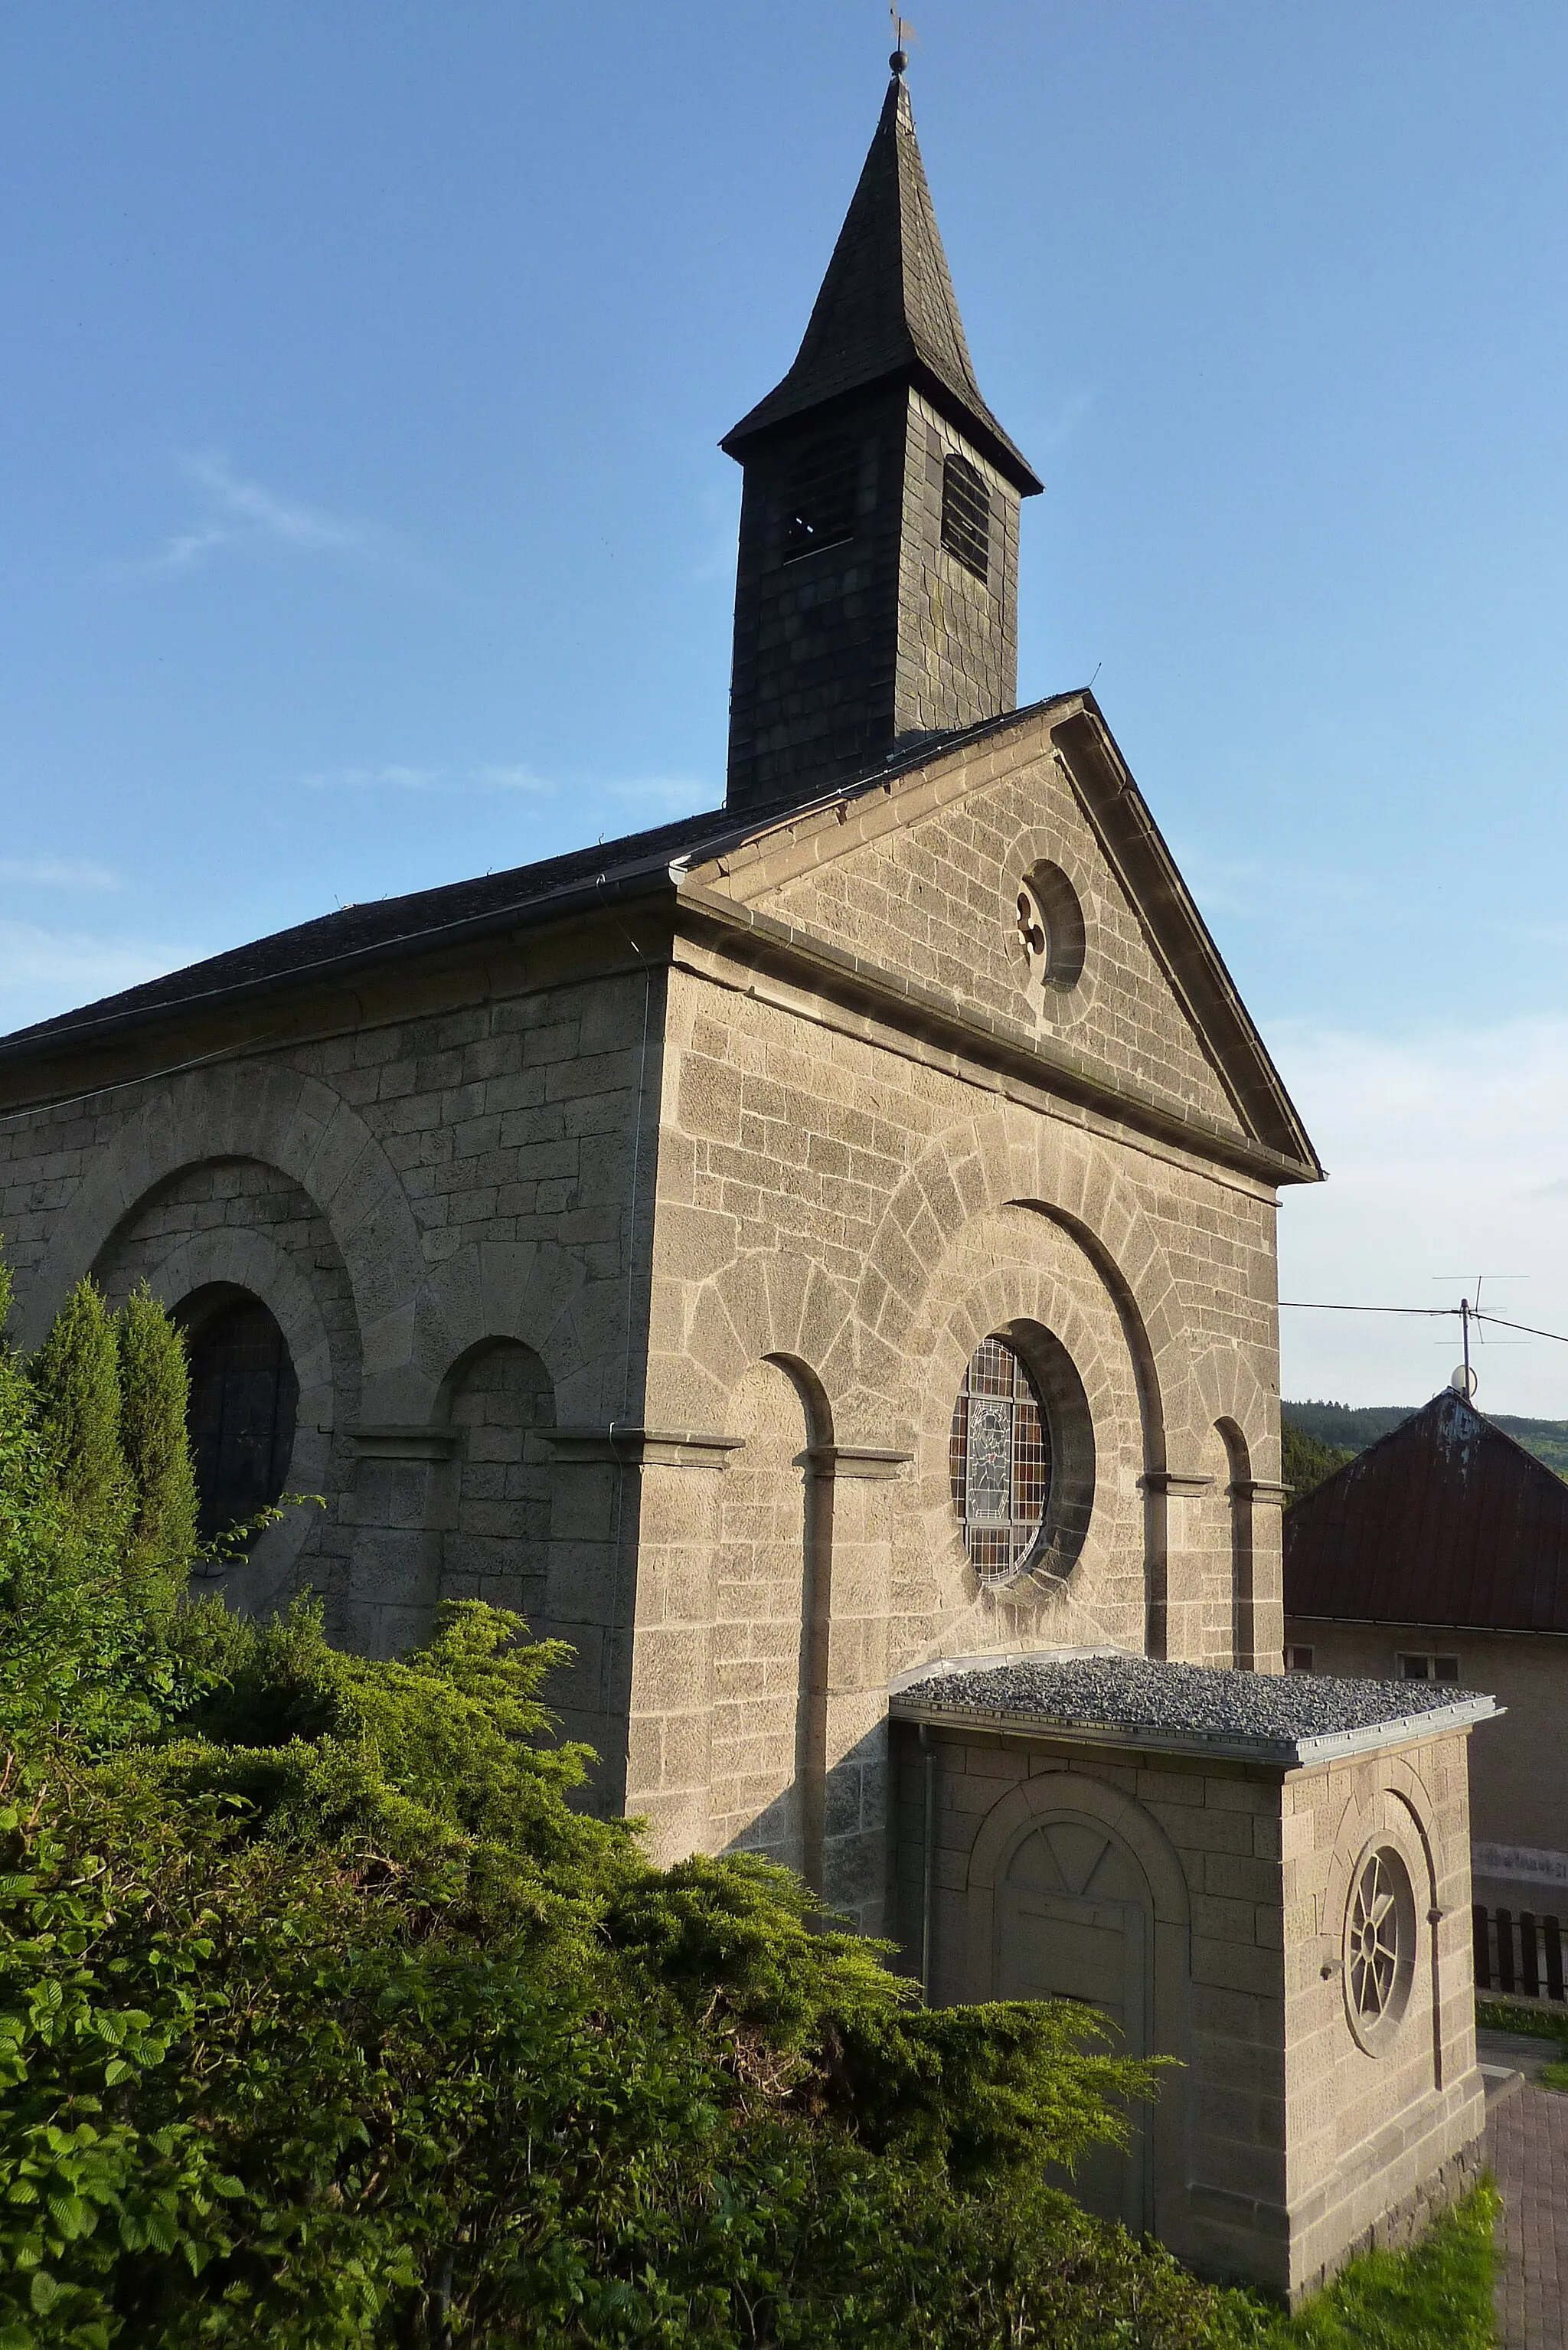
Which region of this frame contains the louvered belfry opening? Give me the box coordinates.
[783,437,860,561]
[721,67,1040,817]
[940,453,991,582]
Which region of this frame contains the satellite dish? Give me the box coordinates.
[1450,1364,1478,1398]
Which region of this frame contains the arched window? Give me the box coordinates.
[185,1296,299,1538]
[940,453,991,582]
[949,1335,1051,1577]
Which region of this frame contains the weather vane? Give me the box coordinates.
[889,6,916,74]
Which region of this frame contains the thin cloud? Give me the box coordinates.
[1275,1016,1568,1415]
[1034,388,1093,450]
[0,858,121,891]
[1173,843,1372,927]
[604,776,715,819]
[302,762,554,796]
[130,453,410,579]
[0,920,194,1038]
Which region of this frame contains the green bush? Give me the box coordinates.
[0,1247,1498,2345]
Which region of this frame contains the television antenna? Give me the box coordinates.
[1433,1275,1528,1396]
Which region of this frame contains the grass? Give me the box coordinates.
[1257,2185,1500,2348]
[1476,1995,1568,2041]
[1476,1995,1568,2090]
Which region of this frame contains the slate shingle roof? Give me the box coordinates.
[0,706,1047,1061]
[0,805,734,1056]
[722,74,1041,495]
[1285,1388,1568,1636]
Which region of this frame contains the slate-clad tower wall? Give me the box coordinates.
[722,66,1040,817]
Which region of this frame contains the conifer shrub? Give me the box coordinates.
[28,1277,127,1544]
[114,1283,198,1616]
[1,1267,198,1754]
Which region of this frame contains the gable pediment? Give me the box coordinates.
[680,695,1319,1183]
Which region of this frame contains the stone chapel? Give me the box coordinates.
[0,58,1497,2302]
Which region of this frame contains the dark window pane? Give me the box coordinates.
[186,1298,299,1539]
[782,440,858,561]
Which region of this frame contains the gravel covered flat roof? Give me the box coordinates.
[889,1649,1500,1767]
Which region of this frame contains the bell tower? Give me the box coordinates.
[722,55,1042,819]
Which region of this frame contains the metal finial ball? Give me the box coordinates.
[890,47,908,74]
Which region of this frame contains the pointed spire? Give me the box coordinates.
[724,70,1040,495]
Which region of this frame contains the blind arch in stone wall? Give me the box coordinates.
[416,1242,593,1424]
[90,1196,348,1616]
[898,1204,1147,1664]
[17,1067,426,1414]
[856,1109,1176,1478]
[710,1356,820,1878]
[432,1336,557,1625]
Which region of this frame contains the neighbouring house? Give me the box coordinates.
[0,57,1496,2301]
[1285,1385,1566,1912]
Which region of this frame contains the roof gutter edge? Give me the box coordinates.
[0,860,688,1078]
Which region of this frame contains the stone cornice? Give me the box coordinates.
[674,880,1315,1189]
[544,1426,744,1469]
[349,1424,464,1461]
[805,1444,913,1481]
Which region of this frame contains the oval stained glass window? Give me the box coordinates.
[948,1335,1052,1579]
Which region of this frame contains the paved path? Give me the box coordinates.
[1484,2034,1568,2350]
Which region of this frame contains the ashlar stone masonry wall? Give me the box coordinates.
[629,931,1285,1920]
[895,1715,1484,2299]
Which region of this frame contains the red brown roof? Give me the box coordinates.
[1285,1389,1568,1636]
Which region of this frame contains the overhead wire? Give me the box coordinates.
[1281,1301,1568,1349]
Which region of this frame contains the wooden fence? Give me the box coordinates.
[1474,1904,1567,2002]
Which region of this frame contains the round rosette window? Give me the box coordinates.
[1343,1844,1417,2051]
[949,1335,1052,1581]
[1014,862,1086,1000]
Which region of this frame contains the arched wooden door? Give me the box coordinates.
[995,1817,1153,2231]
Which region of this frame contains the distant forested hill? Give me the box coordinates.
[1279,1417,1356,1497]
[1284,1399,1568,1481]
[1284,1402,1418,1450]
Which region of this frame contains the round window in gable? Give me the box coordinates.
[1014,862,1086,999]
[1342,1844,1416,2052]
[949,1335,1052,1580]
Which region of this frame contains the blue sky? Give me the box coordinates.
[4,2,1568,1410]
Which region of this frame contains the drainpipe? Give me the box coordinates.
[920,1724,936,2003]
